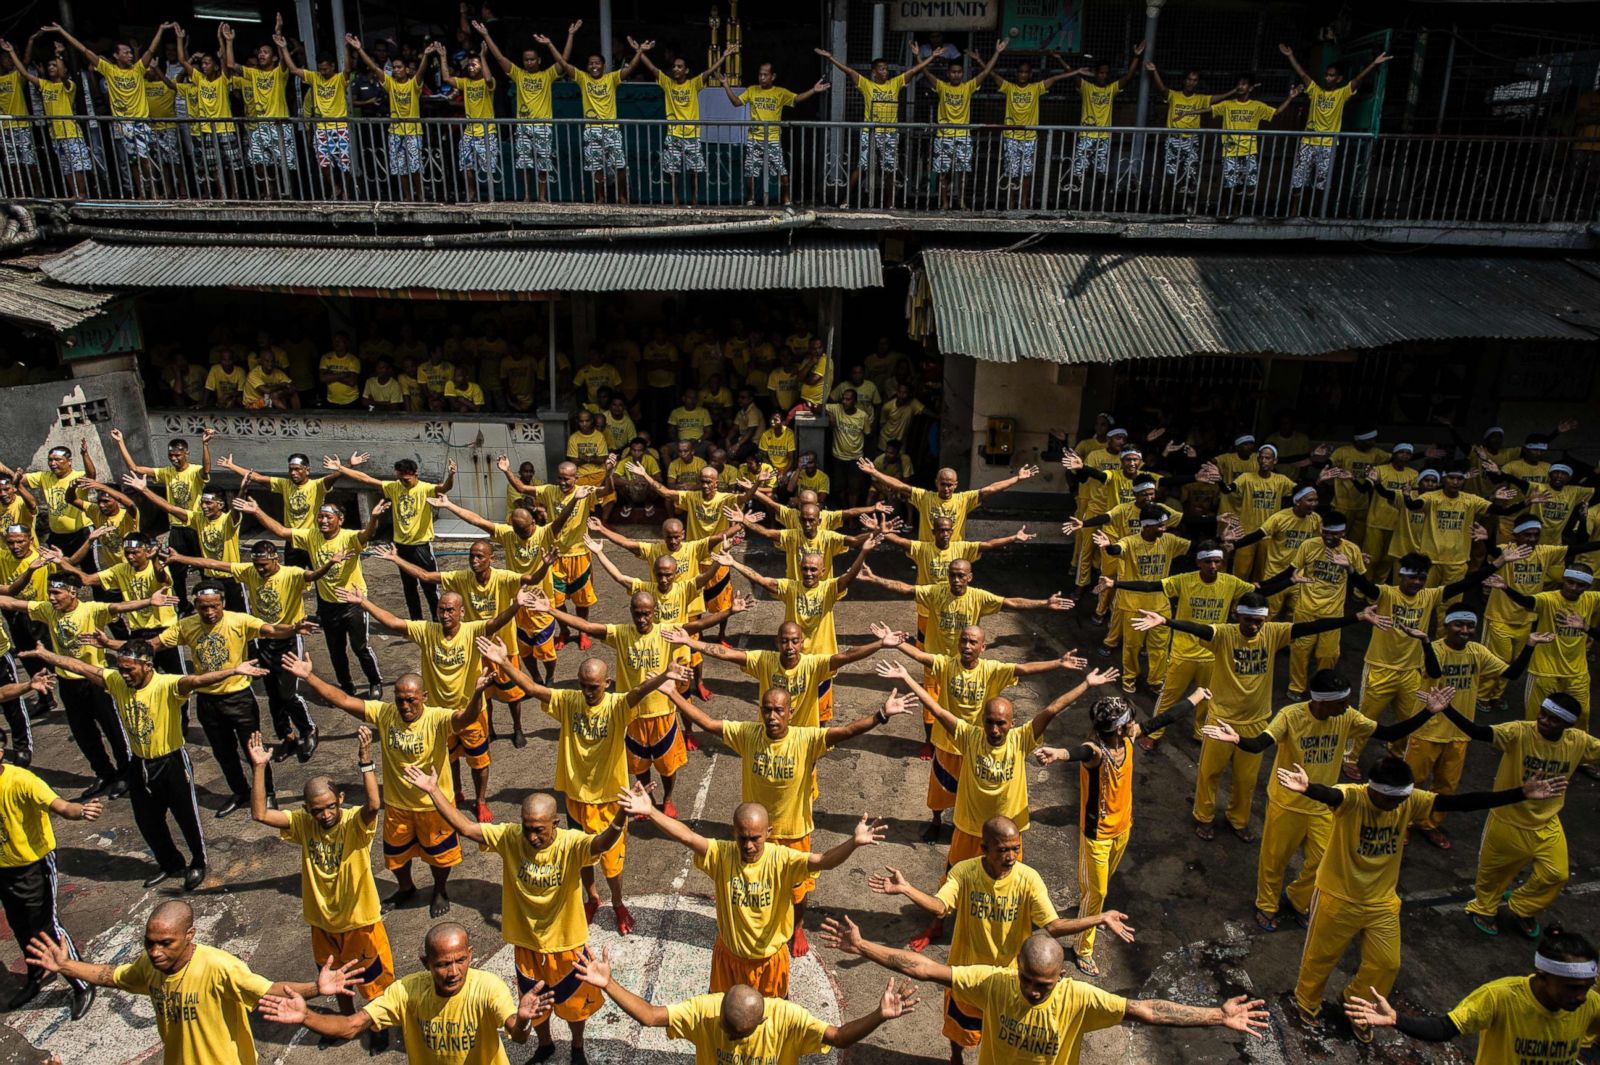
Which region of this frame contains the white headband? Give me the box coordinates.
[1234,434,1256,447]
[1107,428,1128,439]
[1551,463,1573,475]
[1293,486,1317,502]
[1484,426,1504,439]
[1563,569,1595,585]
[1419,468,1441,481]
[1196,549,1225,561]
[1445,610,1478,625]
[1514,518,1543,533]
[1534,953,1598,979]
[1526,441,1549,452]
[1123,448,1143,459]
[1391,442,1415,454]
[1106,706,1135,730]
[1398,565,1429,577]
[1323,521,1347,533]
[1309,686,1351,701]
[1445,469,1468,478]
[1353,430,1378,442]
[1132,479,1157,492]
[1236,605,1270,618]
[1258,444,1278,457]
[1139,516,1167,527]
[1368,781,1414,798]
[1540,697,1579,724]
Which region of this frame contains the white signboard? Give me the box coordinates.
[889,0,1000,32]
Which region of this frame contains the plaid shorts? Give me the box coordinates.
[113,120,153,160]
[54,136,92,173]
[314,126,351,171]
[743,138,786,177]
[514,123,554,172]
[582,125,625,171]
[1,127,37,167]
[1292,142,1336,190]
[387,132,423,175]
[1071,136,1110,177]
[458,130,499,173]
[932,135,973,174]
[150,128,180,164]
[247,122,298,169]
[1163,135,1199,182]
[1001,138,1036,178]
[197,130,242,170]
[661,133,706,174]
[1221,153,1260,188]
[858,129,899,172]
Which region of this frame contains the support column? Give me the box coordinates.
[599,0,614,69]
[295,0,320,69]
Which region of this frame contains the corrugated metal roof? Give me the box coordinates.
[0,265,118,332]
[41,238,883,292]
[920,250,1600,363]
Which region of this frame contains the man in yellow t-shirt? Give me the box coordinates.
[441,40,497,197]
[278,34,353,190]
[54,21,167,196]
[1146,62,1236,192]
[624,784,887,996]
[918,42,1007,207]
[985,58,1074,207]
[318,332,362,407]
[635,40,736,204]
[351,36,435,197]
[482,22,567,200]
[334,455,455,620]
[35,899,341,1063]
[547,40,646,204]
[723,63,828,205]
[817,45,937,208]
[573,946,916,1064]
[1062,44,1143,193]
[1280,43,1392,196]
[863,461,1040,542]
[823,919,1270,1059]
[1211,75,1298,193]
[247,728,396,1054]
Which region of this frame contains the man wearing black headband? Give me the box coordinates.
[109,428,213,612]
[1272,511,1364,700]
[1223,484,1325,617]
[1480,515,1598,714]
[49,533,182,677]
[1356,444,1421,585]
[1,570,173,800]
[1,441,96,561]
[126,477,246,613]
[329,456,456,622]
[1092,506,1190,696]
[215,451,366,568]
[1212,443,1298,581]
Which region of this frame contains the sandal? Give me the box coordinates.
[1194,821,1216,841]
[1231,824,1258,843]
[1137,735,1159,753]
[1419,826,1452,850]
[1074,955,1100,977]
[1470,913,1500,936]
[1515,914,1543,940]
[1254,910,1279,932]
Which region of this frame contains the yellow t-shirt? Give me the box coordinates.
[934,78,979,136]
[362,968,515,1065]
[565,431,609,476]
[184,72,236,134]
[543,689,636,804]
[1420,489,1492,565]
[676,490,736,543]
[480,824,596,953]
[1329,445,1388,513]
[1302,82,1356,146]
[0,766,58,867]
[905,539,982,590]
[1165,89,1209,130]
[320,350,362,405]
[1363,584,1444,671]
[1077,79,1119,138]
[1529,590,1600,679]
[723,721,829,838]
[1228,472,1296,533]
[694,839,812,960]
[302,70,350,125]
[1485,543,1566,628]
[1264,704,1377,816]
[826,404,873,461]
[953,719,1042,836]
[952,964,1126,1065]
[205,365,245,405]
[383,479,439,545]
[112,944,274,1065]
[241,64,289,118]
[910,487,981,541]
[998,79,1047,140]
[0,70,29,130]
[28,599,113,677]
[739,85,796,141]
[758,427,797,471]
[1448,975,1600,1065]
[155,464,207,526]
[766,367,800,409]
[95,57,149,118]
[1112,533,1191,611]
[1317,784,1436,904]
[656,72,706,137]
[665,994,829,1065]
[362,700,457,812]
[38,78,82,140]
[1485,721,1600,831]
[383,73,422,135]
[1258,507,1322,577]
[1211,98,1276,156]
[667,406,714,442]
[853,73,907,130]
[774,576,845,655]
[281,806,380,933]
[1288,537,1361,619]
[269,475,327,532]
[574,70,623,124]
[937,859,1057,967]
[1203,622,1293,727]
[739,650,835,730]
[800,355,829,406]
[193,509,240,564]
[1366,464,1419,533]
[105,671,188,760]
[362,376,404,407]
[1160,571,1254,662]
[929,655,1016,754]
[101,560,178,631]
[445,382,485,408]
[406,620,490,710]
[604,623,672,718]
[1419,640,1507,742]
[916,584,1005,659]
[511,67,558,119]
[290,527,365,602]
[457,76,494,136]
[158,611,264,693]
[442,568,522,658]
[23,470,89,534]
[531,485,596,557]
[776,528,847,583]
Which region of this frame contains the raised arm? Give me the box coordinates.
[617,38,648,80]
[877,659,958,736]
[792,76,830,103]
[814,48,855,80]
[247,733,293,829]
[122,473,188,522]
[0,40,41,85]
[584,517,647,556]
[819,914,953,988]
[812,811,888,871]
[282,651,369,721]
[1112,42,1146,87]
[1273,83,1303,118]
[713,550,780,596]
[473,21,513,76]
[106,428,157,476]
[405,764,487,845]
[660,684,725,738]
[583,539,636,590]
[272,33,303,78]
[626,36,661,77]
[616,781,708,856]
[346,34,384,78]
[1348,52,1393,92]
[979,464,1040,501]
[834,534,882,592]
[660,627,749,667]
[823,688,917,747]
[44,21,97,66]
[16,647,107,688]
[334,588,408,635]
[855,457,912,498]
[700,41,737,81]
[572,949,669,1030]
[1144,60,1170,96]
[231,495,293,540]
[1277,43,1313,86]
[429,493,498,535]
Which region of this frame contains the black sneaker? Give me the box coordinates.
[5,976,48,1010]
[142,867,183,888]
[366,683,384,700]
[107,778,129,800]
[271,736,298,763]
[183,864,206,891]
[298,728,319,763]
[76,778,112,802]
[69,983,95,1020]
[216,796,245,819]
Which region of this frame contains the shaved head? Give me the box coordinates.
[1019,932,1064,975]
[303,775,338,801]
[732,802,769,832]
[395,673,425,694]
[981,815,1021,845]
[721,983,765,1034]
[424,921,470,958]
[521,793,557,819]
[578,658,609,684]
[149,900,194,932]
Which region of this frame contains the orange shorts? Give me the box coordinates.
[626,713,687,778]
[311,922,395,1000]
[942,989,984,1047]
[487,652,526,704]
[920,666,941,726]
[552,555,597,608]
[926,749,961,812]
[517,608,558,663]
[773,835,817,903]
[916,612,928,646]
[566,798,624,879]
[382,807,462,870]
[946,827,1019,874]
[515,946,603,1023]
[703,566,733,613]
[710,935,790,998]
[448,706,492,770]
[816,677,833,724]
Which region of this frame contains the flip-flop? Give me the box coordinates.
[1254,910,1279,932]
[1231,824,1257,843]
[1074,955,1100,977]
[1194,822,1216,841]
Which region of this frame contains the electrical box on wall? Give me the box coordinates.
[980,417,1016,466]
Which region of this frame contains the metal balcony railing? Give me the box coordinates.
[3,114,1597,226]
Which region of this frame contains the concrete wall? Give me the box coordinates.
[958,358,1082,496]
[0,370,152,479]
